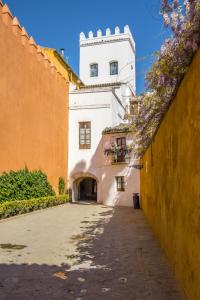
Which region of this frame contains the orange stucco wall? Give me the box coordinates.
[0,6,69,192]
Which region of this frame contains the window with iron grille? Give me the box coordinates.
[90,63,98,77]
[110,61,118,75]
[79,122,91,149]
[115,137,126,162]
[116,176,125,191]
[116,137,126,147]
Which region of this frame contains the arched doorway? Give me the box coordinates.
[71,173,98,203]
[78,177,97,201]
[72,174,97,202]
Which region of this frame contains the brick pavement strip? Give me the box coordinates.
[0,203,185,300]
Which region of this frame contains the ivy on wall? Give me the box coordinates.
[58,177,66,195]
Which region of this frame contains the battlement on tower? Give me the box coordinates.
[80,25,135,52]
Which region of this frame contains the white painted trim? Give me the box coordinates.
[70,104,111,110]
[70,87,119,94]
[81,38,135,54]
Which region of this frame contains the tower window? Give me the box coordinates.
[110,61,118,75]
[90,63,98,77]
[79,122,91,149]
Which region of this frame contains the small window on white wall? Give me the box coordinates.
[116,176,125,191]
[90,63,98,77]
[110,61,118,75]
[79,122,91,149]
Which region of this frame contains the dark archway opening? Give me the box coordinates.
[78,178,97,201]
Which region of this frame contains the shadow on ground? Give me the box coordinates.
[0,207,185,300]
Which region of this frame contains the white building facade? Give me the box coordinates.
[68,26,140,206]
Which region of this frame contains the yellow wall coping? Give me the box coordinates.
[41,47,84,89]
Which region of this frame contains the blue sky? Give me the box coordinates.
[6,0,170,94]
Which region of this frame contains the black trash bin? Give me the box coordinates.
[133,193,140,209]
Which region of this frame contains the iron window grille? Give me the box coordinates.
[115,137,126,162]
[116,176,125,191]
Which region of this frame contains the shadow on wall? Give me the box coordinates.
[69,136,137,205]
[70,138,123,205]
[0,208,184,300]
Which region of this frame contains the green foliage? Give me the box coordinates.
[0,195,69,219]
[0,169,55,203]
[58,177,65,195]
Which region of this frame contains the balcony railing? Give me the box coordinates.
[104,145,132,165]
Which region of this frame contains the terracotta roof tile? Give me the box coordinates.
[102,123,132,134]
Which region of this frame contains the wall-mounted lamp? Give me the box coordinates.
[130,164,143,170]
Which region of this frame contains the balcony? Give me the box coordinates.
[111,151,130,164]
[104,145,132,165]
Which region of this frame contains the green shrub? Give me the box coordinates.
[0,195,69,219]
[58,177,65,195]
[0,169,55,203]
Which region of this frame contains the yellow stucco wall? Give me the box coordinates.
[42,48,69,82]
[42,48,82,89]
[141,49,200,299]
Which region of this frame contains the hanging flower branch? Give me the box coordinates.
[133,0,200,157]
[104,142,133,164]
[104,142,133,156]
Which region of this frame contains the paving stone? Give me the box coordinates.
[0,204,185,299]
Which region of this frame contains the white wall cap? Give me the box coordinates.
[80,32,86,41]
[115,26,120,34]
[124,25,130,34]
[89,31,93,38]
[97,29,102,37]
[106,28,111,36]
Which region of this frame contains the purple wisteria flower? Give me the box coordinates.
[131,0,200,157]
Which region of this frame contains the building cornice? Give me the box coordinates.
[80,37,135,53]
[70,87,115,94]
[70,82,122,94]
[70,104,111,110]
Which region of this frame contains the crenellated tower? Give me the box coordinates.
[79,25,136,94]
